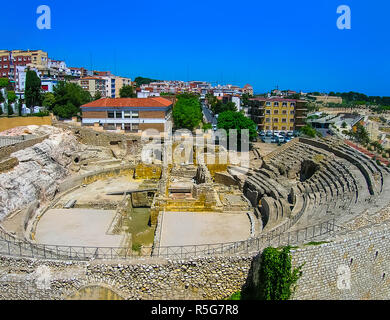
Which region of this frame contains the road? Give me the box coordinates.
[202,104,217,126]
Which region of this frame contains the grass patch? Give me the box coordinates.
[227,292,241,300]
[304,241,329,246]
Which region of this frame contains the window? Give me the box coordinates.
[290,110,295,115]
[290,126,294,130]
[290,118,295,123]
[265,126,270,130]
[282,127,286,130]
[282,102,288,107]
[266,102,271,106]
[266,110,271,114]
[282,118,287,123]
[266,118,271,123]
[282,110,287,114]
[274,102,279,107]
[108,112,115,118]
[291,103,295,107]
[274,110,279,114]
[132,124,139,131]
[273,126,278,130]
[132,112,139,119]
[273,118,279,123]
[124,111,131,119]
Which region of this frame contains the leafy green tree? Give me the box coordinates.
[52,82,92,119]
[212,100,238,114]
[202,122,212,131]
[352,123,370,145]
[217,111,257,148]
[172,94,203,131]
[134,77,158,87]
[25,70,42,111]
[93,91,102,100]
[300,124,318,138]
[7,102,13,116]
[119,85,136,98]
[206,93,218,111]
[7,91,17,104]
[241,93,253,107]
[53,102,80,119]
[0,78,9,88]
[42,92,56,110]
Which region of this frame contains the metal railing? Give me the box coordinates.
[0,135,36,148]
[0,218,338,261]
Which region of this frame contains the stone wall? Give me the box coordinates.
[0,157,19,173]
[290,223,390,300]
[54,122,141,153]
[0,255,254,300]
[1,222,390,300]
[0,134,49,159]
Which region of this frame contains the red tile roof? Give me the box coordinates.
[81,97,173,108]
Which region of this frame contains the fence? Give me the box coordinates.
[0,218,339,261]
[0,135,36,148]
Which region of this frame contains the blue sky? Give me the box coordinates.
[2,0,389,95]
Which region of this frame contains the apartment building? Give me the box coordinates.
[249,97,308,132]
[102,76,132,98]
[80,97,173,133]
[77,77,107,97]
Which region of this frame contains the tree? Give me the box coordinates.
[119,85,136,98]
[0,78,9,88]
[94,91,102,100]
[7,91,17,104]
[217,111,257,149]
[52,81,92,119]
[25,70,42,111]
[17,99,23,116]
[7,102,13,116]
[42,92,56,110]
[53,101,80,119]
[211,100,238,115]
[352,123,370,145]
[134,77,158,87]
[172,94,203,131]
[300,124,318,138]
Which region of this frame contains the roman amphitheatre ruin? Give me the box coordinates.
[0,122,390,300]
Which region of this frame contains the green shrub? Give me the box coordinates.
[132,243,142,252]
[241,246,303,300]
[228,292,241,300]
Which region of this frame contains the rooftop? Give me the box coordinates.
[81,97,173,108]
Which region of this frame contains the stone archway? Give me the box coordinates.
[66,284,126,300]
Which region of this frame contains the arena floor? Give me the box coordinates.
[158,212,251,247]
[35,209,124,247]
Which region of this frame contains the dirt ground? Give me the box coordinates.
[35,209,125,247]
[158,212,251,247]
[58,176,143,206]
[252,142,280,157]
